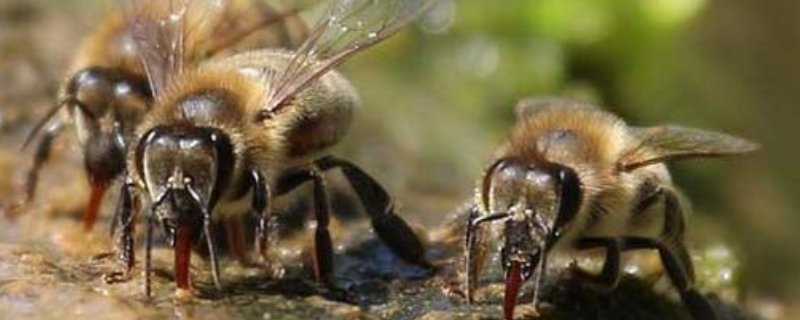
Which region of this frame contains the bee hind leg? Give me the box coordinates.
[571,237,622,293]
[275,167,334,284]
[307,167,334,284]
[621,189,717,320]
[315,156,434,271]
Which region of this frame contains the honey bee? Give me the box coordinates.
[18,0,307,231]
[110,0,440,296]
[462,98,758,320]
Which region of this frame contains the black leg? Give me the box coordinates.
[116,180,137,273]
[622,236,715,320]
[22,123,63,205]
[195,189,222,291]
[309,168,334,284]
[572,237,622,292]
[250,170,271,263]
[144,204,155,297]
[204,217,222,290]
[103,180,137,285]
[621,187,714,320]
[316,156,433,270]
[531,244,548,310]
[464,203,490,303]
[275,167,334,284]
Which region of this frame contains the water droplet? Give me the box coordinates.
[456,36,500,79]
[420,0,456,35]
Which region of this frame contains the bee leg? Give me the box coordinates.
[277,167,335,283]
[623,236,716,320]
[465,203,490,303]
[306,167,334,284]
[250,170,272,264]
[316,156,434,270]
[202,205,222,291]
[116,180,137,273]
[274,169,334,283]
[622,190,716,320]
[104,180,137,284]
[19,123,63,209]
[144,204,155,297]
[571,237,622,293]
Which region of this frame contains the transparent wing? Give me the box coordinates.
[620,126,760,171]
[203,0,311,56]
[265,0,441,113]
[514,97,599,121]
[118,0,223,96]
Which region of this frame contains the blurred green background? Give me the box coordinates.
[0,0,797,317]
[341,0,799,312]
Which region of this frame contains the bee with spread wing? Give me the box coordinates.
[17,0,306,231]
[112,0,440,297]
[462,98,758,320]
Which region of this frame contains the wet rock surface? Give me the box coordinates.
[0,0,767,319]
[0,211,760,320]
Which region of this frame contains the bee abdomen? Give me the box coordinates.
[284,103,354,159]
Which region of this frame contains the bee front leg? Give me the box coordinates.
[103,179,138,284]
[250,170,271,264]
[316,156,434,271]
[15,123,64,212]
[464,204,490,303]
[571,237,622,293]
[144,203,156,297]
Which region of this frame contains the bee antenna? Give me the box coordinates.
[21,98,70,150]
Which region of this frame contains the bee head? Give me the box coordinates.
[67,67,150,145]
[136,125,235,238]
[479,157,583,281]
[68,67,149,183]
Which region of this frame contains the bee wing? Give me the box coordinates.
[118,0,223,96]
[620,126,760,171]
[514,97,599,121]
[202,0,312,56]
[265,0,441,113]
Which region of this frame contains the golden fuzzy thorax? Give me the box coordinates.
[131,67,287,186]
[493,103,646,240]
[67,12,142,79]
[504,104,630,167]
